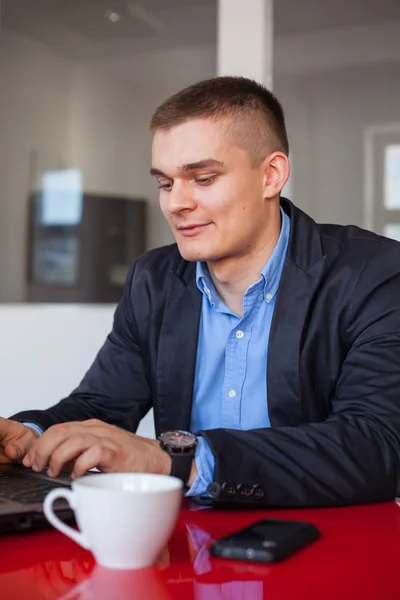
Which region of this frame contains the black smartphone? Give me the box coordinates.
[209,518,320,563]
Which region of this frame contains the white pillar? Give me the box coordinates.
[217,0,274,89]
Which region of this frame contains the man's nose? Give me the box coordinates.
[166,182,197,214]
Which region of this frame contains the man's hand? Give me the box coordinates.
[0,417,40,464]
[22,419,173,479]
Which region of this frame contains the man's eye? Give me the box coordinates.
[158,182,173,191]
[196,175,217,186]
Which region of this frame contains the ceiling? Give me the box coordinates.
[2,0,400,61]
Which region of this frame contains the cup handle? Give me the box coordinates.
[43,488,90,550]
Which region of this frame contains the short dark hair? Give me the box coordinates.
[150,76,289,166]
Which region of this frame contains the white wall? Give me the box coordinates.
[0,32,216,302]
[275,20,400,75]
[0,46,8,294]
[67,66,177,252]
[0,30,73,302]
[69,44,216,250]
[0,305,155,438]
[273,75,315,215]
[276,63,400,226]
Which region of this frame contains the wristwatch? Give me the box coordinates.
[158,430,197,484]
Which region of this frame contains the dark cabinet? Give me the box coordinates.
[26,193,146,302]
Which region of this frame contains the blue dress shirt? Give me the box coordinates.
[188,209,291,496]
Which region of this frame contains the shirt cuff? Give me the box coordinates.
[186,436,215,497]
[23,422,44,437]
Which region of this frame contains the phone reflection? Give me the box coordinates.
[170,521,266,600]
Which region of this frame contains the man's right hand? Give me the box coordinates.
[0,417,40,464]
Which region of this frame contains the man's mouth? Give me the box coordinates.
[177,223,211,237]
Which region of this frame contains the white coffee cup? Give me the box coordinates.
[43,473,183,570]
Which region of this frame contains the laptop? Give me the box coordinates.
[0,463,74,534]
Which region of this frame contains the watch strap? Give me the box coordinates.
[170,451,194,484]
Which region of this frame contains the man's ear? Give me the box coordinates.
[262,152,290,199]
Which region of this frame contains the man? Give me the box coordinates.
[1,76,400,508]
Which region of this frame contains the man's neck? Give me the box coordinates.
[207,212,282,317]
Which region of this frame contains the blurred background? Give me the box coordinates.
[1,0,400,429]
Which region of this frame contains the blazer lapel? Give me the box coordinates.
[267,257,326,427]
[156,264,202,434]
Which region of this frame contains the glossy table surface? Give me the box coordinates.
[1,499,399,600]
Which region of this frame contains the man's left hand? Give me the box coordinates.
[22,419,172,480]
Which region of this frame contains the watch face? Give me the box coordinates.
[160,430,196,449]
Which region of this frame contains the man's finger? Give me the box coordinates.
[72,444,113,479]
[47,434,100,478]
[23,423,80,471]
[4,429,38,462]
[0,451,12,464]
[3,444,23,461]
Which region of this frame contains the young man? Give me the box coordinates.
[1,76,400,508]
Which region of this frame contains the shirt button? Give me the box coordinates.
[265,292,273,301]
[228,389,236,398]
[236,330,244,339]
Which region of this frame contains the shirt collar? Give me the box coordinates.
[196,261,214,304]
[259,207,290,303]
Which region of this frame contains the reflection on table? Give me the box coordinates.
[1,499,400,600]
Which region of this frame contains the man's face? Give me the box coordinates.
[151,118,273,263]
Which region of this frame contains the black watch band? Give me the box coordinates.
[159,430,197,485]
[170,451,194,485]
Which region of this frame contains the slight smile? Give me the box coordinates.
[177,223,211,237]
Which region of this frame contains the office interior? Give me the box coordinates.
[1,0,400,438]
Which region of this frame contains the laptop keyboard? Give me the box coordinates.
[0,470,69,505]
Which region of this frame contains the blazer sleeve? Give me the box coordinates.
[200,247,400,508]
[10,262,152,433]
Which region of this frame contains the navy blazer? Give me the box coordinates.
[13,199,400,508]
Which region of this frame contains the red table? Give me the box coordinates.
[0,499,399,600]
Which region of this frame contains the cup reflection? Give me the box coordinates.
[58,563,174,600]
